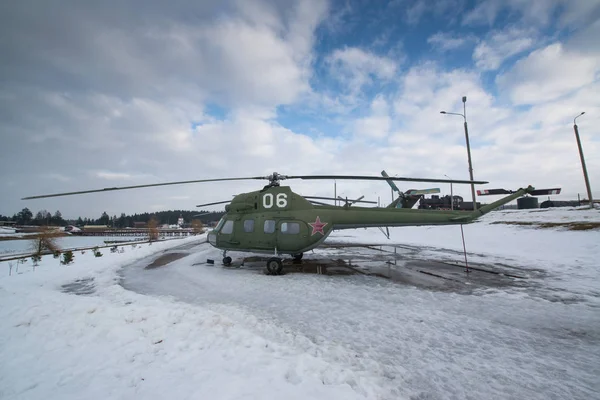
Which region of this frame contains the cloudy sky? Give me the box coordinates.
[1,0,599,219]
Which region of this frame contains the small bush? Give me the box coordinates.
[32,254,42,266]
[61,250,74,265]
[92,246,103,257]
[53,250,61,259]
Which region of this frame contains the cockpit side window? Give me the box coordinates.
[281,222,300,234]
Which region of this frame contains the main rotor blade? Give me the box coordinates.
[308,200,332,206]
[21,176,265,200]
[381,170,401,193]
[287,175,488,185]
[196,200,232,207]
[478,188,561,196]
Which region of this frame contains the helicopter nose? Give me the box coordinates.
[208,231,217,246]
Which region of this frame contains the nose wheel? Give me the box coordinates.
[266,257,283,275]
[222,250,232,266]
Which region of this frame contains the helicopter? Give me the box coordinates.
[23,172,535,275]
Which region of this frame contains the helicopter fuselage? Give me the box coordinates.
[206,185,533,256]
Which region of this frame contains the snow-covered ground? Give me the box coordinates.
[0,227,22,237]
[1,208,599,400]
[0,235,182,257]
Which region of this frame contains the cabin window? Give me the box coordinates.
[221,220,234,234]
[243,219,254,233]
[281,222,300,234]
[264,220,275,233]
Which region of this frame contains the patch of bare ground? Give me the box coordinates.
[491,221,600,231]
[145,252,189,269]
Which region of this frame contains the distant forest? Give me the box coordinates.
[0,208,225,227]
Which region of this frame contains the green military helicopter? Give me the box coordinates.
[23,172,535,274]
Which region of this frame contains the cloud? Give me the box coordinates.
[93,171,160,181]
[1,0,599,220]
[327,47,397,94]
[463,0,559,27]
[462,0,600,28]
[427,32,476,52]
[42,173,71,182]
[472,27,537,70]
[388,62,599,200]
[405,0,428,25]
[353,96,392,139]
[0,0,328,109]
[393,0,466,26]
[496,42,600,105]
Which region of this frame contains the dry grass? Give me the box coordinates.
[147,217,159,242]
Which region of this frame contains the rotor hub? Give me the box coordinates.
[265,172,288,187]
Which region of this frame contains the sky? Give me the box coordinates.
[1,0,599,219]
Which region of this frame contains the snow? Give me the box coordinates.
[1,209,599,399]
[0,235,181,257]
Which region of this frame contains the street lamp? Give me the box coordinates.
[444,174,454,210]
[441,95,477,210]
[573,112,594,209]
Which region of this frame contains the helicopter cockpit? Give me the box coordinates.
[208,215,228,246]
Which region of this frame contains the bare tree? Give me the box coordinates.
[191,219,204,234]
[30,226,61,263]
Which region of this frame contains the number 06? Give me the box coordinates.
[263,193,288,208]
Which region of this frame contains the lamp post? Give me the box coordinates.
[573,112,594,209]
[444,174,454,210]
[441,96,477,210]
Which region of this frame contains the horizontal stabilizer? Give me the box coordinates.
[478,188,561,197]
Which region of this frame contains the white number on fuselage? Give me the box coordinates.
[263,193,288,208]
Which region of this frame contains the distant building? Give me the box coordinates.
[65,225,82,232]
[83,225,110,230]
[540,200,581,208]
[133,221,147,228]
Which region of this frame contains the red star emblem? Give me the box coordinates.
[309,216,328,236]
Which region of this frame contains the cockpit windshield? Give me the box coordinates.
[214,215,227,232]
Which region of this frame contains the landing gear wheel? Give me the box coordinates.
[266,257,283,275]
[222,256,232,266]
[292,253,303,263]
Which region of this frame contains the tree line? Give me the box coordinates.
[0,208,224,228]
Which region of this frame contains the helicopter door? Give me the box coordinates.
[276,220,308,253]
[219,219,240,247]
[257,219,277,251]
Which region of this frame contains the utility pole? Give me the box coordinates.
[334,180,337,206]
[462,97,477,211]
[440,96,477,210]
[573,112,594,209]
